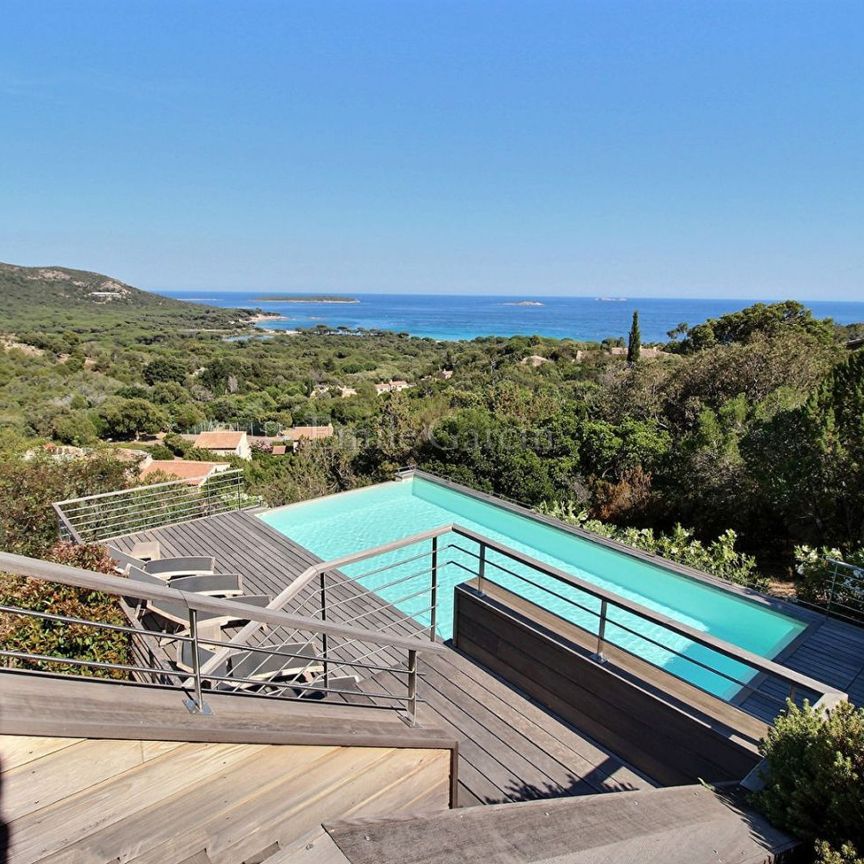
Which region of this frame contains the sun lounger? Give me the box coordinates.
[175,640,324,688]
[143,556,216,579]
[168,572,243,597]
[125,565,270,636]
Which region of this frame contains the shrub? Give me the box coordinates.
[0,541,130,679]
[538,500,765,589]
[795,546,864,618]
[0,453,131,557]
[755,700,864,863]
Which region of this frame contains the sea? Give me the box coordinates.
[156,291,864,343]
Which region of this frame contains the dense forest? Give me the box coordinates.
[1,263,863,589]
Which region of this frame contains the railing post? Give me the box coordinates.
[429,536,439,641]
[320,571,329,688]
[478,542,487,595]
[593,599,608,663]
[406,648,417,726]
[184,609,212,715]
[827,560,839,614]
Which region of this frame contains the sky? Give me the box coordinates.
[0,1,862,299]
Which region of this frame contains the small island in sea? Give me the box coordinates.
[253,294,359,303]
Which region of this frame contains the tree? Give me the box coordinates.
[627,311,641,364]
[97,397,168,441]
[674,301,835,354]
[51,410,100,446]
[143,357,188,386]
[0,454,131,556]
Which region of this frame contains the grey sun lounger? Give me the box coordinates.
[143,556,216,580]
[168,572,243,597]
[125,565,270,636]
[294,674,362,700]
[175,640,324,689]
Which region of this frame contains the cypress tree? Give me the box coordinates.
[627,310,641,364]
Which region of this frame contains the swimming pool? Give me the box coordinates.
[260,475,807,699]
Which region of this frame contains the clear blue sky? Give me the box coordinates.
[1,1,861,299]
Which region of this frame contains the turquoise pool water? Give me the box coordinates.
[260,477,806,699]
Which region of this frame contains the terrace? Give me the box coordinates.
[1,468,862,862]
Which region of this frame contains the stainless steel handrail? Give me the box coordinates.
[448,525,842,702]
[0,551,447,655]
[248,523,846,698]
[53,470,253,542]
[0,549,446,722]
[53,469,245,505]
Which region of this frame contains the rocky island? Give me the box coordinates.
[253,294,359,303]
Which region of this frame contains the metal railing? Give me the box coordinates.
[53,469,257,543]
[0,551,445,724]
[219,523,846,726]
[800,558,864,623]
[0,522,847,729]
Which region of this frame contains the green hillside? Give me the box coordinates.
[0,262,258,337]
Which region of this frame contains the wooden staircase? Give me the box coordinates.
[0,672,456,864]
[303,784,799,864]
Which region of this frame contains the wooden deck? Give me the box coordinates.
[111,508,864,803]
[111,511,653,806]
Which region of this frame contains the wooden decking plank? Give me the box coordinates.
[427,650,648,792]
[9,742,261,862]
[0,735,83,771]
[418,663,598,799]
[66,746,342,864]
[361,666,582,805]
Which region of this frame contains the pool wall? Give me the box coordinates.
[453,580,764,785]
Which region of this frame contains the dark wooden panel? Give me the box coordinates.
[454,584,762,786]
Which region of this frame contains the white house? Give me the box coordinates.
[192,430,252,460]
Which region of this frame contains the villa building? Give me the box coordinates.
[139,458,231,487]
[375,379,412,395]
[193,430,252,460]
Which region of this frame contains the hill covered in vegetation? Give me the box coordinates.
[0,261,262,340]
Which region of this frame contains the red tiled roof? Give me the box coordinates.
[194,431,245,449]
[140,460,221,485]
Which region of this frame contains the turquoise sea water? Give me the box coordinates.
[260,477,806,700]
[157,290,864,343]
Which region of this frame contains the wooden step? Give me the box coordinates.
[1,736,452,864]
[321,784,798,864]
[0,670,454,751]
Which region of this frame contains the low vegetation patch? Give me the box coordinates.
[755,700,864,864]
[0,542,130,679]
[538,501,765,589]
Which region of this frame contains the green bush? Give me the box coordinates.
[538,500,765,589]
[755,700,864,863]
[0,453,131,556]
[795,546,864,618]
[0,541,131,679]
[815,841,864,864]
